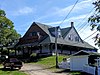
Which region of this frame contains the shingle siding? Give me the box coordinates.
[64,27,82,43]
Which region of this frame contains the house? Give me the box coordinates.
[15,22,97,58]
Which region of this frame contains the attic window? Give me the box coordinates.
[75,37,79,42]
[29,32,37,36]
[29,33,32,36]
[68,35,73,41]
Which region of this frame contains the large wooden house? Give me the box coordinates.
[15,22,97,57]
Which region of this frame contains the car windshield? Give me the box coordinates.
[10,58,19,62]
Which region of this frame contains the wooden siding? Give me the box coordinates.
[19,23,48,44]
[64,27,82,43]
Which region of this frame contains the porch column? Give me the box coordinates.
[61,45,63,54]
[8,48,10,57]
[49,44,52,54]
[30,46,32,54]
[21,46,24,58]
[40,45,42,53]
[69,46,72,54]
[47,44,50,53]
[27,47,30,56]
[15,47,17,56]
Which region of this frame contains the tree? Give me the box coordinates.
[88,0,100,47]
[0,9,21,48]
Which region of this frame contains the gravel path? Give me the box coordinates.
[20,64,71,75]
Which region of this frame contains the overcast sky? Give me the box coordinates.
[0,0,99,52]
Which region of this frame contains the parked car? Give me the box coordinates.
[3,58,23,69]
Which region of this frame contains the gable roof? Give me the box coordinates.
[61,27,71,38]
[72,50,100,56]
[17,22,97,50]
[35,22,52,35]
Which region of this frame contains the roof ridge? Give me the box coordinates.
[35,22,53,28]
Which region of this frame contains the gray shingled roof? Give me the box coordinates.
[61,27,71,38]
[35,22,97,50]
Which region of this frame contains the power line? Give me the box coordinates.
[78,22,88,32]
[76,8,94,28]
[79,23,90,33]
[83,31,97,40]
[77,8,95,31]
[59,0,79,26]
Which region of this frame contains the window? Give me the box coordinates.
[29,32,37,36]
[75,37,79,42]
[32,32,37,36]
[68,35,73,41]
[29,33,32,36]
[57,28,62,38]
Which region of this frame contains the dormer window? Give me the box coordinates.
[58,28,62,38]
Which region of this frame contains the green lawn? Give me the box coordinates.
[0,70,27,75]
[0,65,27,75]
[32,55,81,75]
[35,55,67,68]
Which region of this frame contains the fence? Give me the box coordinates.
[83,65,95,75]
[98,68,100,75]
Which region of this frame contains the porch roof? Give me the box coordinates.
[39,36,96,50]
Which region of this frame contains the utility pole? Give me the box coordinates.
[95,57,100,75]
[55,27,58,68]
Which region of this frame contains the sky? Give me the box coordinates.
[0,0,99,52]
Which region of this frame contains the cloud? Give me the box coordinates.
[13,7,35,16]
[37,0,94,22]
[43,14,88,27]
[59,0,93,14]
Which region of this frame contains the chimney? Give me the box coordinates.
[71,22,74,27]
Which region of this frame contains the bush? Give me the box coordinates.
[2,48,8,55]
[30,53,37,57]
[30,53,37,62]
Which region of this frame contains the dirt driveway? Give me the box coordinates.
[20,63,71,75]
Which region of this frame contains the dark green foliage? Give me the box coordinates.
[30,53,37,57]
[0,9,21,47]
[88,0,100,47]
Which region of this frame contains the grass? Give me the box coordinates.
[33,55,67,69]
[31,55,81,75]
[71,71,81,75]
[37,55,66,67]
[0,70,27,75]
[0,65,27,75]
